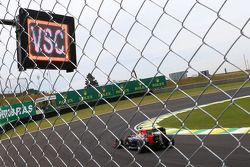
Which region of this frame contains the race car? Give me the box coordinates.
[114,127,175,152]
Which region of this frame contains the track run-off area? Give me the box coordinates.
[136,95,250,135]
[0,87,250,166]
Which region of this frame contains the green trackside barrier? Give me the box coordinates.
[55,86,112,107]
[141,75,166,89]
[97,84,114,98]
[55,90,83,107]
[113,81,134,96]
[0,76,166,130]
[112,76,166,96]
[37,76,166,113]
[0,101,35,127]
[80,88,99,101]
[55,75,167,107]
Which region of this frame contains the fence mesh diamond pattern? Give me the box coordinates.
[0,0,250,166]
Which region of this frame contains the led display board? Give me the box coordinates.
[16,8,77,72]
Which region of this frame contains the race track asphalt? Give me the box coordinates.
[0,87,250,167]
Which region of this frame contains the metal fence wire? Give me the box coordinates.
[0,0,250,166]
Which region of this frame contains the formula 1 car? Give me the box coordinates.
[114,127,175,152]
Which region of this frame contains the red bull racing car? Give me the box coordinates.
[114,127,175,152]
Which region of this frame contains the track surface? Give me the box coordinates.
[1,87,250,166]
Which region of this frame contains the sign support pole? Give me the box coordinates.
[0,19,15,26]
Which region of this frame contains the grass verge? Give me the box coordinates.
[158,97,250,129]
[1,81,250,140]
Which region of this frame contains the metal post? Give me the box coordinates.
[0,19,15,26]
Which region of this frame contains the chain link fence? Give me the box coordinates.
[0,0,250,166]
